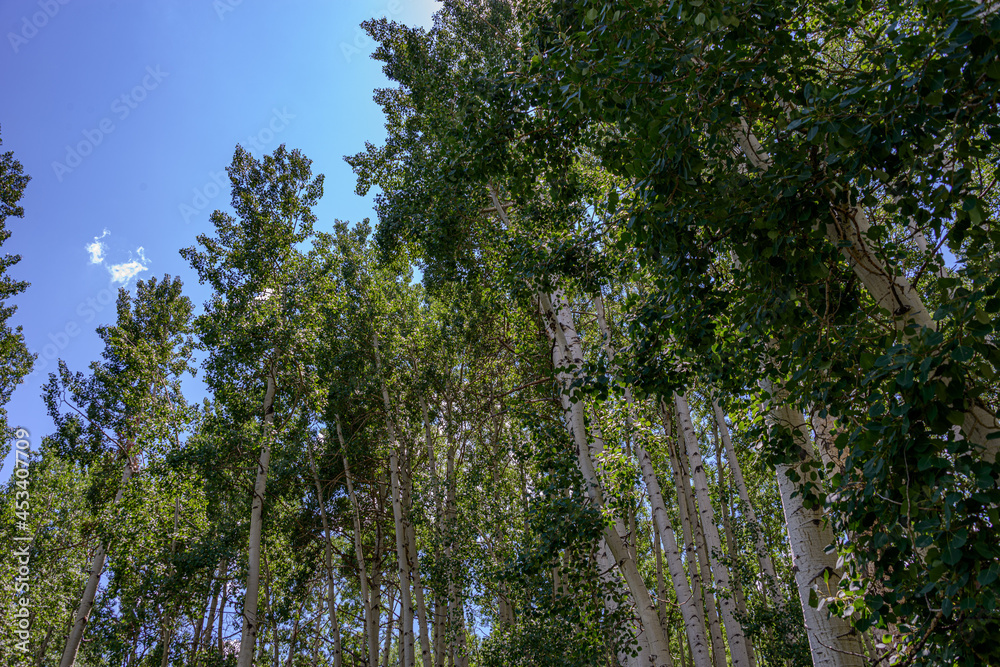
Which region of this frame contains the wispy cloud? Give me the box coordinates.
[86,228,109,264]
[85,229,149,284]
[108,260,148,284]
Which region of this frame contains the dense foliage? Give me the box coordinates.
[1,1,999,666]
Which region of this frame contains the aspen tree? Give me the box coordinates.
[674,394,752,667]
[181,145,324,667]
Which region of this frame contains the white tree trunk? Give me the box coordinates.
[735,121,1000,461]
[539,290,673,666]
[307,437,342,667]
[59,457,136,667]
[338,416,380,667]
[674,394,752,667]
[402,462,433,667]
[712,400,779,597]
[763,381,865,667]
[237,371,276,667]
[593,293,706,667]
[372,332,416,667]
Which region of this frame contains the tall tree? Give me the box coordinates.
[181,144,325,666]
[0,126,32,446]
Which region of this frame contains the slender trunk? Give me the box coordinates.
[594,292,706,667]
[237,370,277,667]
[690,485,726,667]
[382,587,398,667]
[203,559,226,654]
[374,332,416,667]
[712,400,779,598]
[662,413,717,665]
[389,449,417,667]
[158,495,182,667]
[675,394,752,667]
[402,459,433,667]
[219,568,227,655]
[307,436,343,667]
[652,521,669,640]
[539,290,673,665]
[444,440,470,667]
[638,439,711,667]
[421,397,448,667]
[660,404,710,647]
[338,416,380,667]
[35,622,55,667]
[763,381,865,667]
[716,437,756,667]
[59,457,136,667]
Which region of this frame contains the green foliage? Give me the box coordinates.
[0,126,32,445]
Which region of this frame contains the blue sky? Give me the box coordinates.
[0,0,437,479]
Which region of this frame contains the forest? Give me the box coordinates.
[2,0,1000,665]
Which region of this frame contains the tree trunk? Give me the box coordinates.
[712,400,779,599]
[763,381,865,667]
[59,456,136,667]
[307,436,343,667]
[661,407,716,665]
[539,289,673,666]
[420,396,449,667]
[675,393,752,667]
[402,459,433,667]
[734,121,1000,461]
[374,332,416,667]
[338,416,380,667]
[671,425,725,667]
[593,292,706,667]
[219,567,228,655]
[382,586,398,667]
[716,435,756,667]
[237,370,277,667]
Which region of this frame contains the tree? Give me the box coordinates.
[182,143,325,666]
[0,125,32,447]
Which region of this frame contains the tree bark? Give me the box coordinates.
[593,293,705,667]
[661,406,717,665]
[763,380,865,667]
[307,436,343,667]
[338,416,380,667]
[59,456,136,667]
[539,289,673,666]
[712,400,779,600]
[237,370,277,667]
[374,332,416,667]
[735,121,1000,461]
[675,393,752,667]
[402,459,433,667]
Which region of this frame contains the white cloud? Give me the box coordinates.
[86,228,110,264]
[108,260,148,284]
